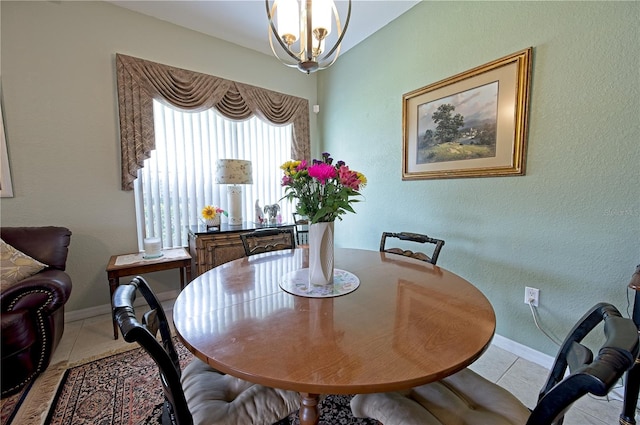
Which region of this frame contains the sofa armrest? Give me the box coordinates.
[1,270,72,314]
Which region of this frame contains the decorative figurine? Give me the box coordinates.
[263,203,280,225]
[255,200,264,224]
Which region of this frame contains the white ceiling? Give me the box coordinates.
[107,1,421,56]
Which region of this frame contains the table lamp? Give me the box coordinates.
[215,159,253,225]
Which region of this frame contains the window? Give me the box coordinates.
[134,100,293,249]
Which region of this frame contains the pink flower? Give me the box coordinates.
[296,160,308,171]
[282,175,293,186]
[308,163,336,184]
[338,166,360,190]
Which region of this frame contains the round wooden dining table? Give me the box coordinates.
[173,248,496,425]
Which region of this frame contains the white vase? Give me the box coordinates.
[308,221,335,286]
[204,215,220,228]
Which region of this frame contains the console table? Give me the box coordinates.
[187,222,295,277]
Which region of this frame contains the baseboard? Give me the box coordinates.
[64,289,179,322]
[491,334,555,369]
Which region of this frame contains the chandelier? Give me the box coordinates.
[266,0,351,74]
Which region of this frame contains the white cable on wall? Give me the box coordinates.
[527,300,563,346]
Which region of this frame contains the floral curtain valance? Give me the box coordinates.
[116,53,310,190]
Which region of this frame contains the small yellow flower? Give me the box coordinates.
[280,160,301,176]
[201,206,217,219]
[356,172,367,188]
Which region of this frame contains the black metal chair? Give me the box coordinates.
[380,232,445,265]
[292,213,309,246]
[351,302,639,425]
[620,264,640,425]
[113,276,299,425]
[240,228,296,257]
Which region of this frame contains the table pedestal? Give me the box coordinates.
[299,393,321,425]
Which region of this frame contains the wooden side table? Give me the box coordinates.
[106,247,191,339]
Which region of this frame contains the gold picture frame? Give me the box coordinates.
[402,47,532,180]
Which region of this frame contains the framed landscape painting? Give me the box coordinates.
[402,47,532,180]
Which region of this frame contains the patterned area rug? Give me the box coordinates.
[43,340,380,424]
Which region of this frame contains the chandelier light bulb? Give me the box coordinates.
[311,0,332,38]
[277,0,299,45]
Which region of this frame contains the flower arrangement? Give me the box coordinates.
[201,205,228,222]
[280,152,367,224]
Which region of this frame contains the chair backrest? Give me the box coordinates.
[380,231,445,265]
[292,213,309,245]
[240,228,295,256]
[113,276,193,425]
[620,264,640,425]
[528,302,639,425]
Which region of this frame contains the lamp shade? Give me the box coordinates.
[215,159,253,185]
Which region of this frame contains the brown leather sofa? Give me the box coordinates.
[1,226,72,396]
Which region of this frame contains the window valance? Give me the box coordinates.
[116,54,310,190]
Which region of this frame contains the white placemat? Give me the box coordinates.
[279,268,360,298]
[114,248,187,266]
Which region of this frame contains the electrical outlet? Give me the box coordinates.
[524,287,539,307]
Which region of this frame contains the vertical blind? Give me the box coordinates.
[134,100,293,249]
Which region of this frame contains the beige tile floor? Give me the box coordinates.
[52,308,633,425]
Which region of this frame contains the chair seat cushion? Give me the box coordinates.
[351,368,531,425]
[181,358,300,425]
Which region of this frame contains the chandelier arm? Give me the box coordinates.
[269,41,303,69]
[304,0,313,62]
[266,0,302,64]
[319,0,351,61]
[317,46,341,70]
[268,30,301,67]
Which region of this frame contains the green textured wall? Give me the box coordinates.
[318,1,640,356]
